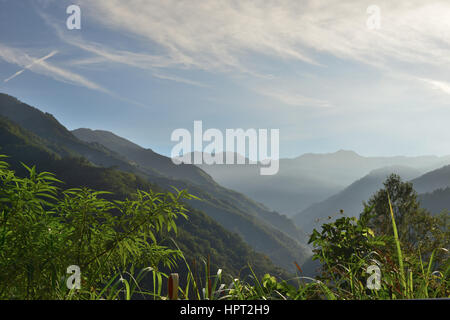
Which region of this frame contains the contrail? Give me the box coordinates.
[4,50,58,83]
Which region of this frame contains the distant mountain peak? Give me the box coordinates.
[334,149,360,156]
[296,149,361,160]
[368,165,421,178]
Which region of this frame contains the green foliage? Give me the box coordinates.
[366,175,420,243]
[365,174,449,264]
[307,206,386,297]
[0,155,195,299]
[304,175,449,299]
[0,153,447,300]
[309,209,384,268]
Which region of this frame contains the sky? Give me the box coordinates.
[0,0,449,159]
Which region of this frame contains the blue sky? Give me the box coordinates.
[0,0,449,158]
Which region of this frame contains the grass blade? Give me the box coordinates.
[387,193,407,298]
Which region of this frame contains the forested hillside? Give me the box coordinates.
[0,93,309,274]
[0,114,289,281]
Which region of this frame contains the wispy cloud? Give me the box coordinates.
[0,44,108,93]
[151,72,209,88]
[74,0,450,73]
[420,78,450,96]
[65,39,209,87]
[0,44,153,108]
[4,50,58,83]
[38,11,210,88]
[256,87,332,109]
[32,0,450,107]
[63,38,176,70]
[61,0,450,102]
[76,0,319,71]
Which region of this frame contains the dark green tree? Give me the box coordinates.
[364,174,419,242]
[364,174,448,262]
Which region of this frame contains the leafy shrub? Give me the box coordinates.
[0,155,196,299]
[307,177,449,299]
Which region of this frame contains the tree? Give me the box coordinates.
[364,174,419,242]
[308,175,449,299]
[364,174,448,261]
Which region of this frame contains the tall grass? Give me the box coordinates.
[387,193,408,297]
[57,199,450,300]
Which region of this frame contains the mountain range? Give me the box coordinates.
[197,150,450,218]
[419,187,450,215]
[1,92,449,278]
[0,93,310,275]
[293,166,422,235]
[293,164,450,237]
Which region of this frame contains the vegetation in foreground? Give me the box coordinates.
[0,155,448,300]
